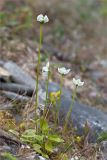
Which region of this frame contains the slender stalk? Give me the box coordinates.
[35,24,43,114]
[45,103,52,119]
[59,75,63,107]
[63,86,77,132]
[56,75,63,124]
[45,71,50,107]
[61,142,72,160]
[43,70,50,118]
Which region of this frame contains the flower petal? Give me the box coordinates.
[44,15,49,23]
[58,67,70,75]
[72,78,84,87]
[37,14,44,22]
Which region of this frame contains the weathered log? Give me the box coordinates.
[0,82,34,96]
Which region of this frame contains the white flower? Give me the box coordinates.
[71,158,74,160]
[42,62,50,77]
[43,15,49,23]
[37,14,43,22]
[21,145,25,149]
[39,156,46,160]
[21,145,30,149]
[37,14,49,23]
[46,61,49,68]
[70,156,79,160]
[26,145,30,149]
[42,71,48,77]
[74,156,79,160]
[58,67,71,75]
[42,62,49,72]
[72,78,84,87]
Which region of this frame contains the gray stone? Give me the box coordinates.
[0,103,13,110]
[2,62,107,141]
[48,82,107,140]
[100,60,107,68]
[0,61,5,66]
[0,145,11,152]
[4,61,36,88]
[90,71,105,81]
[100,141,107,160]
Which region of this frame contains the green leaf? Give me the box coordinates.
[23,129,36,136]
[20,137,33,143]
[8,20,19,26]
[97,131,107,142]
[34,135,44,142]
[21,129,36,143]
[58,153,68,160]
[0,12,7,20]
[40,118,49,133]
[21,129,45,143]
[45,141,53,153]
[33,143,41,150]
[41,152,49,159]
[48,135,64,143]
[21,129,37,140]
[21,133,35,139]
[2,152,17,160]
[33,144,42,153]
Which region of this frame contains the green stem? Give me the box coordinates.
[63,86,77,132]
[44,107,50,119]
[44,103,52,120]
[45,71,50,107]
[59,75,63,107]
[35,24,43,115]
[56,75,63,124]
[61,142,72,160]
[43,71,50,118]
